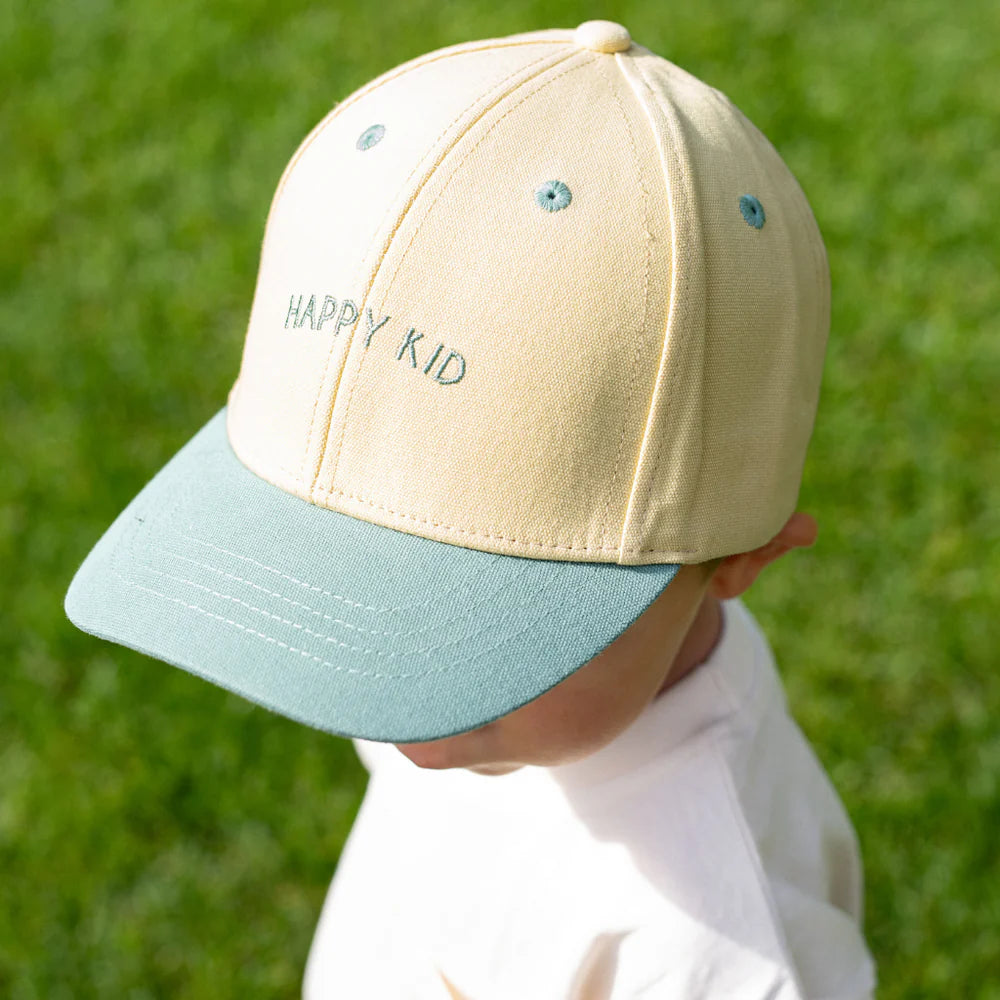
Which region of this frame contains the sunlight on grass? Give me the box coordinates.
[2,0,998,995]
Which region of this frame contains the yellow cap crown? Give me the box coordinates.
[227,23,829,565]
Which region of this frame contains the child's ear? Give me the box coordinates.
[707,512,818,600]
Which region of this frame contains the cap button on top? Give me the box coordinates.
[573,20,631,54]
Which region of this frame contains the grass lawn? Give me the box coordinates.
[2,0,998,995]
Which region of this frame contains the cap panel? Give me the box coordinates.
[313,51,674,562]
[227,36,576,500]
[616,48,830,562]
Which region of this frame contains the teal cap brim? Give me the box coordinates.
[64,408,681,743]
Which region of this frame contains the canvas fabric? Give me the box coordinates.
[227,24,829,566]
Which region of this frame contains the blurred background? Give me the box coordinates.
[3,0,998,995]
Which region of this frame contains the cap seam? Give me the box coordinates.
[236,39,572,434]
[111,484,611,680]
[343,45,572,298]
[591,53,655,558]
[108,453,570,673]
[315,49,592,500]
[230,410,700,557]
[148,544,510,630]
[264,38,576,257]
[300,46,585,497]
[112,439,529,618]
[292,45,578,491]
[615,53,692,560]
[162,532,504,616]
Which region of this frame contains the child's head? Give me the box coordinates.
[64,22,831,758]
[395,512,816,774]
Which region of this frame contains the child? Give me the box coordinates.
[65,19,877,999]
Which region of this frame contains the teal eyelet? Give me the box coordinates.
[356,124,386,151]
[739,194,765,229]
[535,180,572,212]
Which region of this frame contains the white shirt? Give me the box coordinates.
[302,597,878,999]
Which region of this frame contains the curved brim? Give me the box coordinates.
[65,408,681,743]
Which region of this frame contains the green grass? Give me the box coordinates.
[3,0,999,995]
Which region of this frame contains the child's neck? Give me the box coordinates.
[654,593,724,699]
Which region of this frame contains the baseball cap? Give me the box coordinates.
[64,20,830,743]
